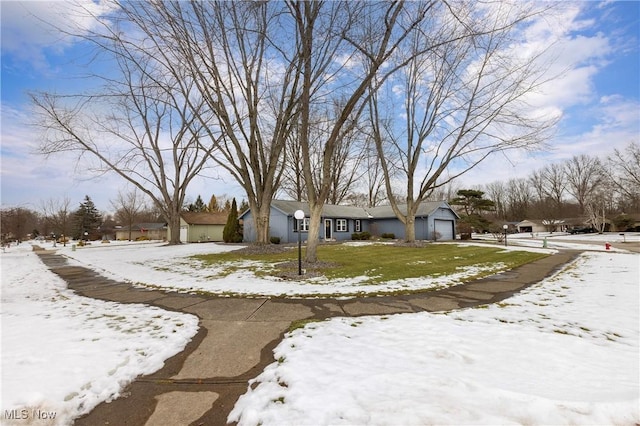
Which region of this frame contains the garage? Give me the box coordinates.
[434,219,455,240]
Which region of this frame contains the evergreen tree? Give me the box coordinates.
[73,195,103,240]
[208,194,220,212]
[193,195,206,212]
[223,198,242,243]
[238,199,249,215]
[450,190,496,216]
[186,195,206,212]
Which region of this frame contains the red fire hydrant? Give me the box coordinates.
[605,243,611,250]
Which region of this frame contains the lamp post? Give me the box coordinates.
[294,210,305,275]
[503,224,508,247]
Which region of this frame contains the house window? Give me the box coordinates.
[355,219,361,232]
[336,219,347,232]
[295,217,310,232]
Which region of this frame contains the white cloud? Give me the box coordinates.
[1,0,117,70]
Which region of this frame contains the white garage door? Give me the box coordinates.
[179,226,188,243]
[434,220,454,240]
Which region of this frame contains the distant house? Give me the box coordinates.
[516,219,547,234]
[168,212,228,243]
[516,219,575,233]
[115,223,167,241]
[239,199,459,243]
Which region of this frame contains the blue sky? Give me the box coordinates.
[1,1,639,214]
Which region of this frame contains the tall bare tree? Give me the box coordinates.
[564,154,604,213]
[40,197,72,244]
[505,178,533,220]
[484,181,507,220]
[280,124,307,201]
[362,131,392,207]
[368,1,558,242]
[541,163,567,209]
[293,0,433,261]
[608,141,640,211]
[0,206,39,242]
[111,188,148,241]
[31,2,218,244]
[141,1,303,245]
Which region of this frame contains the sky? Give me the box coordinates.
[1,1,639,215]
[2,235,638,424]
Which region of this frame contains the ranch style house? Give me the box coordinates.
[239,199,459,243]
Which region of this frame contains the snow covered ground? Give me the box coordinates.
[229,250,640,425]
[29,239,556,298]
[48,232,638,298]
[44,240,532,297]
[0,244,199,425]
[1,234,638,425]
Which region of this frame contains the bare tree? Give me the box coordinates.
[293,0,433,261]
[31,2,218,244]
[0,206,39,243]
[368,1,558,241]
[529,169,547,203]
[279,124,307,201]
[564,154,604,213]
[362,133,390,207]
[608,141,640,211]
[505,178,533,220]
[585,192,608,233]
[40,197,72,244]
[111,188,148,241]
[143,1,303,245]
[541,163,567,210]
[484,181,507,220]
[307,106,368,205]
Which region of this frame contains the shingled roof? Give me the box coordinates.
[181,211,228,225]
[268,199,458,219]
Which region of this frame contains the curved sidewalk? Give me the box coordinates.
[37,250,580,426]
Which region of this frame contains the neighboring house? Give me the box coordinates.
[168,212,228,243]
[239,199,459,243]
[516,219,575,233]
[516,219,547,234]
[115,223,167,241]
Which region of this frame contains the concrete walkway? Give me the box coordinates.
[36,250,580,426]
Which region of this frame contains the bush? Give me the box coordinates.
[136,235,150,241]
[270,236,281,244]
[381,233,395,239]
[351,231,371,240]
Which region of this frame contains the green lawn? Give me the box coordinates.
[193,243,547,285]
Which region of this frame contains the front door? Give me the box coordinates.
[324,219,333,240]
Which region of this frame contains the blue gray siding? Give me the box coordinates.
[241,201,457,243]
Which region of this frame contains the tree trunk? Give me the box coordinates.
[255,207,271,245]
[167,210,182,245]
[248,194,274,245]
[404,216,416,243]
[304,203,324,263]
